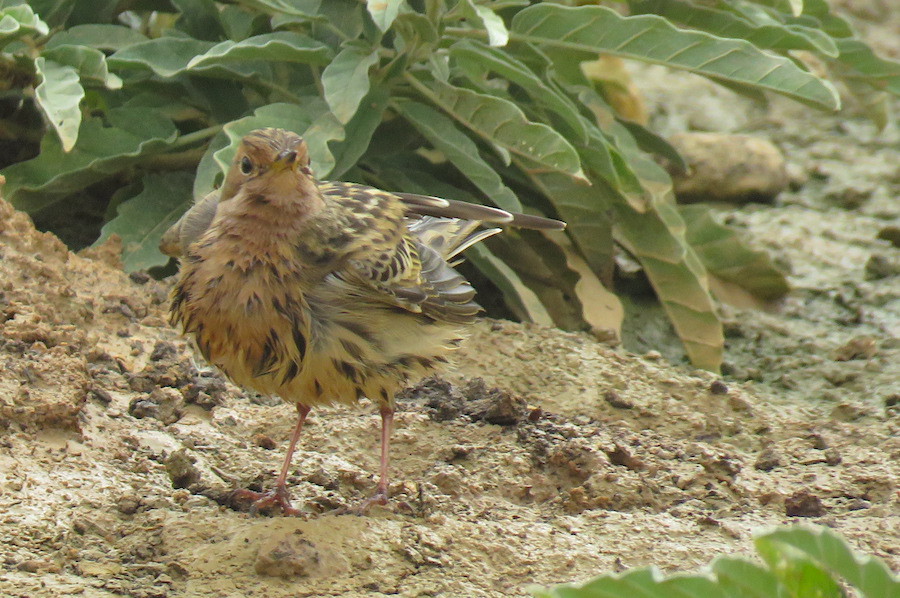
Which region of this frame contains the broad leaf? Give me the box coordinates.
[523,170,615,287]
[756,527,900,598]
[95,172,194,271]
[630,0,838,57]
[45,24,148,51]
[461,0,509,47]
[614,195,724,371]
[451,40,587,142]
[186,32,333,69]
[367,0,404,32]
[465,244,554,326]
[415,77,587,181]
[2,108,178,212]
[680,204,790,307]
[394,99,523,213]
[510,3,840,110]
[42,45,122,89]
[329,85,390,179]
[0,4,49,49]
[322,45,380,124]
[33,58,85,153]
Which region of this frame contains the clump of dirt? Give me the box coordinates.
[0,179,897,598]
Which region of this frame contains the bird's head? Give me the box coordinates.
[219,128,317,209]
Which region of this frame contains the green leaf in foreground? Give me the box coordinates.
[510,3,840,110]
[95,172,194,272]
[536,525,899,598]
[34,58,84,152]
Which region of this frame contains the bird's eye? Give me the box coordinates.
[239,156,253,175]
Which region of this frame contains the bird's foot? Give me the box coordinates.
[230,486,302,517]
[335,488,413,516]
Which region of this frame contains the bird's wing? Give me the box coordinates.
[319,183,500,323]
[159,189,220,257]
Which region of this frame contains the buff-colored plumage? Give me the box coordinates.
[165,128,564,514]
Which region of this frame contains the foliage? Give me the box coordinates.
[0,0,897,370]
[534,525,900,598]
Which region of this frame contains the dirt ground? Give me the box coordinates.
[1,12,899,598]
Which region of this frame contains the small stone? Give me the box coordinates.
[709,380,729,395]
[865,253,900,280]
[603,390,633,409]
[833,336,878,361]
[128,387,184,425]
[754,448,783,471]
[165,449,202,489]
[823,448,842,465]
[461,378,526,425]
[876,225,900,248]
[128,271,151,285]
[253,434,278,450]
[17,559,44,573]
[785,490,825,517]
[116,495,141,515]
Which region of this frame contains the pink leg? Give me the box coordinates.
[232,403,310,516]
[346,405,394,514]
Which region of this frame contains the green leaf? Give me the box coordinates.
[711,557,787,598]
[451,40,587,142]
[42,45,122,89]
[461,0,508,47]
[394,99,523,213]
[465,244,555,326]
[33,58,85,153]
[109,37,216,78]
[95,172,194,272]
[510,3,840,110]
[630,0,838,57]
[328,84,390,179]
[322,45,380,124]
[679,204,790,305]
[186,32,333,69]
[522,170,615,286]
[615,195,724,371]
[615,118,688,175]
[415,76,586,181]
[45,24,148,51]
[238,0,322,19]
[0,4,48,49]
[833,38,900,95]
[367,0,405,32]
[171,0,226,42]
[1,108,178,212]
[756,527,900,598]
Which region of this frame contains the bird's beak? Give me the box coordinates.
[272,149,298,172]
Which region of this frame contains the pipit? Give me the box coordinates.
[163,128,564,515]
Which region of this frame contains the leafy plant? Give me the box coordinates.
[534,525,900,598]
[0,0,897,370]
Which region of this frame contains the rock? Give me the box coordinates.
[128,387,185,425]
[754,448,783,471]
[603,390,634,409]
[833,336,878,361]
[461,378,527,425]
[785,490,826,517]
[668,133,789,203]
[864,253,900,280]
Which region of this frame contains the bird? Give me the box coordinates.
[163,127,565,515]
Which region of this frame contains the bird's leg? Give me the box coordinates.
[346,405,394,514]
[232,403,310,516]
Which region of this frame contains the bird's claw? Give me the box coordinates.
[231,486,302,517]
